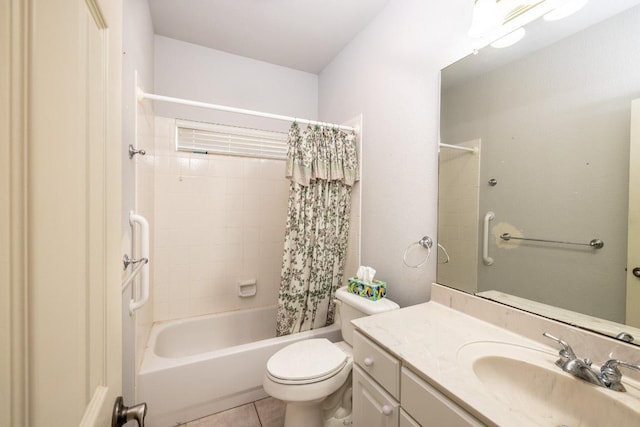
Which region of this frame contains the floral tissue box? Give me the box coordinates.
[347,277,387,301]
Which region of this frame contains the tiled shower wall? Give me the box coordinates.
[437,139,480,294]
[152,116,361,322]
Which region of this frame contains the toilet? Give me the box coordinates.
[263,286,399,427]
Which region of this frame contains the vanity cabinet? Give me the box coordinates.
[353,330,483,427]
[353,365,400,427]
[401,367,483,427]
[399,409,420,427]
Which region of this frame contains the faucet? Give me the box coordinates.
[543,333,604,386]
[543,332,640,392]
[600,359,640,392]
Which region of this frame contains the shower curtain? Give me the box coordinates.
[276,122,359,336]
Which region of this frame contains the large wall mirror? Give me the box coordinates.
[438,2,640,344]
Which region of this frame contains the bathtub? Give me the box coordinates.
[138,305,342,426]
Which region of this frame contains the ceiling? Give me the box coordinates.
[148,0,391,74]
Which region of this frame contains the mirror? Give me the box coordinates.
[438,2,640,344]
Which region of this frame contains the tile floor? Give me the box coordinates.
[179,397,285,427]
[178,397,352,427]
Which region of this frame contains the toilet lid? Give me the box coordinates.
[267,339,348,383]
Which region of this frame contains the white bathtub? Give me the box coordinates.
[138,305,342,426]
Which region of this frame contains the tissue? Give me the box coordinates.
[356,266,376,284]
[348,266,387,301]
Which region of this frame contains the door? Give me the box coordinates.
[2,0,123,425]
[627,99,640,327]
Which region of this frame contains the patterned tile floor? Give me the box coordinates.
[179,397,285,427]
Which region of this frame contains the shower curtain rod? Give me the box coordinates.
[137,88,358,133]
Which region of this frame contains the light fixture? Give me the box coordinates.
[490,27,526,48]
[468,0,549,49]
[544,0,588,21]
[468,0,503,38]
[468,0,585,51]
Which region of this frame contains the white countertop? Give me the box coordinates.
[351,301,640,426]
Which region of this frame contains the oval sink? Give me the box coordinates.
[457,341,640,427]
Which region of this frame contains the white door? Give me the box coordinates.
[2,0,123,425]
[627,99,640,327]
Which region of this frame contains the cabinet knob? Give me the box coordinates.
[363,357,374,367]
[382,405,393,416]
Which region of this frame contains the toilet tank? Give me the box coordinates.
[335,286,399,345]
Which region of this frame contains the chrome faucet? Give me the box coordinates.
[600,359,640,392]
[543,333,604,386]
[543,332,640,392]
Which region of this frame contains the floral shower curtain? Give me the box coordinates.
[276,122,359,336]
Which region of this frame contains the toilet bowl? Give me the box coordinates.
[263,286,399,427]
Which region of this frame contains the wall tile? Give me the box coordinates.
[153,117,361,321]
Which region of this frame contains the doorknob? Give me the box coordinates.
[112,396,147,427]
[633,267,640,278]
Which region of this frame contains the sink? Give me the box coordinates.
[457,341,640,427]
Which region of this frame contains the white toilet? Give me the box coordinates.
[263,286,399,427]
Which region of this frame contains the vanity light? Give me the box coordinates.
[468,0,582,50]
[543,0,588,21]
[468,0,503,38]
[490,27,526,48]
[469,0,543,38]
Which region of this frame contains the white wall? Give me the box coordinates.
[122,0,155,406]
[318,0,473,307]
[154,36,318,133]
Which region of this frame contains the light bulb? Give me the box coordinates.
[469,0,503,38]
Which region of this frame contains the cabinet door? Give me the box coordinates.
[353,366,399,427]
[400,409,421,427]
[401,368,484,427]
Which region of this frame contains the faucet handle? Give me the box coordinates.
[543,332,577,360]
[600,359,640,392]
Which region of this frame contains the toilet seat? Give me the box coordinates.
[267,339,348,385]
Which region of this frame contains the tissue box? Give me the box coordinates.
[347,277,387,301]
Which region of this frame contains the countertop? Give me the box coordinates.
[351,301,640,426]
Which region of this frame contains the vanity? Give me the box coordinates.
[350,284,640,426]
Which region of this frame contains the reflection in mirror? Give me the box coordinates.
[438,3,640,344]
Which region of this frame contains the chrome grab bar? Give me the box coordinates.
[500,233,604,249]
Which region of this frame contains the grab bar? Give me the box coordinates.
[121,257,149,293]
[500,233,604,249]
[128,212,150,315]
[483,212,495,265]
